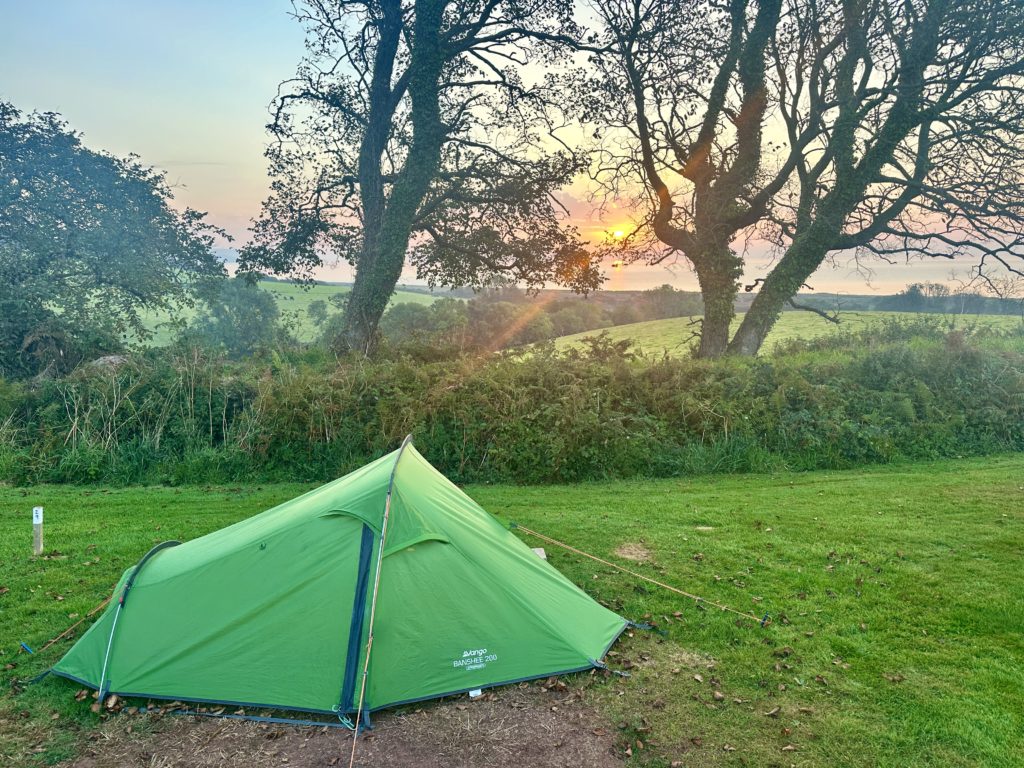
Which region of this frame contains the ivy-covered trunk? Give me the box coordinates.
[340,0,447,354]
[728,237,822,356]
[341,244,399,354]
[690,242,742,359]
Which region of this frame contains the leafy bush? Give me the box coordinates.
[0,321,1021,485]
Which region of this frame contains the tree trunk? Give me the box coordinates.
[339,0,447,355]
[693,246,742,358]
[341,245,398,354]
[728,232,826,356]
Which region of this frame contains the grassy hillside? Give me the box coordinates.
[554,311,1024,356]
[260,280,437,312]
[2,455,1022,765]
[143,282,438,344]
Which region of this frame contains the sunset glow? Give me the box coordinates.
[0,2,994,293]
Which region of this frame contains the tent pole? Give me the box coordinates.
[348,434,413,768]
[96,602,123,705]
[97,540,181,705]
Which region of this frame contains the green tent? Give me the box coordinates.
[53,438,626,722]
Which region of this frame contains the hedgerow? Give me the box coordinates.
[0,319,1021,485]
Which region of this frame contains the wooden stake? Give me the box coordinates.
[32,506,43,556]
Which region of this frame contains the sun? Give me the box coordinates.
[612,229,625,239]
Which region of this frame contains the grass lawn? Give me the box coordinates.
[2,455,1022,766]
[553,311,1024,357]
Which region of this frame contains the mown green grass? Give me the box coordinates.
[2,456,1022,766]
[554,311,1024,356]
[142,282,438,344]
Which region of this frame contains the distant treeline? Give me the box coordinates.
[1,318,1021,485]
[299,280,1024,359]
[192,280,706,362]
[7,270,1021,380]
[784,282,1024,316]
[373,284,704,356]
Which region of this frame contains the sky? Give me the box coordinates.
[0,0,974,294]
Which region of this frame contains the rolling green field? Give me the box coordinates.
[143,282,438,344]
[2,456,1022,766]
[554,311,1024,356]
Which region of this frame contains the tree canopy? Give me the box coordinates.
[582,0,1024,357]
[0,102,225,377]
[240,0,600,353]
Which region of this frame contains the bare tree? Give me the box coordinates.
[241,0,598,353]
[580,0,785,357]
[732,0,1024,354]
[586,0,1024,357]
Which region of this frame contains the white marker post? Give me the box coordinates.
[32,506,43,556]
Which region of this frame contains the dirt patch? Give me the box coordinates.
[63,682,622,768]
[614,542,652,562]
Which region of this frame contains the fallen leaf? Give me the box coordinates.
[764,706,781,718]
[782,744,798,752]
[712,691,725,702]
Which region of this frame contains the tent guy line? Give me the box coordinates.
[509,523,771,626]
